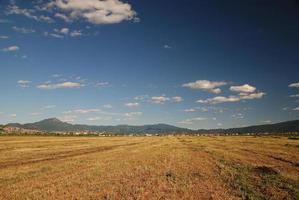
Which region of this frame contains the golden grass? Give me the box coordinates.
[0,136,298,200]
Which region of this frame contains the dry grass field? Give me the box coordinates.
[0,135,298,200]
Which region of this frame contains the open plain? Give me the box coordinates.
[0,136,298,200]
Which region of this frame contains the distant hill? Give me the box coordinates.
[220,120,299,134]
[4,118,299,134]
[6,118,191,134]
[196,120,299,134]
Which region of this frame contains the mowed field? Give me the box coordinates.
[0,136,298,200]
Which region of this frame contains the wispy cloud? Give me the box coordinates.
[87,117,102,121]
[124,112,142,120]
[59,115,77,123]
[6,3,54,23]
[55,13,72,22]
[95,81,110,88]
[134,95,183,104]
[171,96,183,103]
[55,28,69,35]
[163,44,172,49]
[183,108,196,112]
[177,117,207,125]
[0,19,12,23]
[37,82,83,90]
[197,92,265,104]
[125,102,139,108]
[50,28,83,38]
[30,112,41,116]
[43,105,56,109]
[17,80,31,88]
[232,113,244,119]
[12,26,35,34]
[0,35,9,39]
[103,104,113,109]
[70,30,82,37]
[44,32,64,39]
[134,95,149,101]
[2,45,20,52]
[64,109,101,114]
[261,120,272,124]
[51,74,62,78]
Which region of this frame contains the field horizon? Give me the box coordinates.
[2,117,299,135]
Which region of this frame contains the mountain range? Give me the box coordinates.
[3,118,299,134]
[5,118,190,134]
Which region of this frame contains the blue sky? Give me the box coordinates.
[0,0,299,129]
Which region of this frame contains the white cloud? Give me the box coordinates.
[163,44,171,49]
[150,96,170,104]
[37,81,82,89]
[290,94,299,98]
[12,26,35,34]
[17,80,31,88]
[0,35,9,39]
[125,102,139,108]
[10,114,17,118]
[55,27,69,35]
[47,0,138,24]
[182,80,227,94]
[177,117,207,125]
[289,82,299,88]
[230,84,256,93]
[294,107,299,111]
[197,92,265,104]
[171,96,183,103]
[2,45,20,52]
